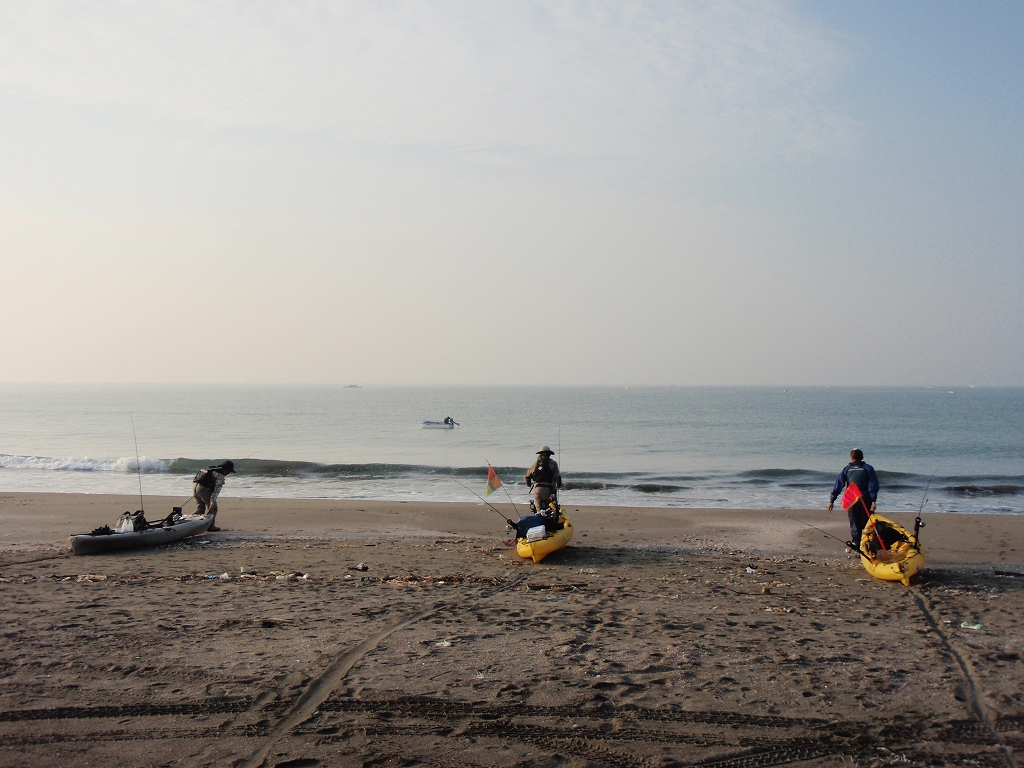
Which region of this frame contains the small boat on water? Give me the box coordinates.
[858,513,925,586]
[420,417,459,429]
[70,510,214,556]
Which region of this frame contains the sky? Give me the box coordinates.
[1,1,1021,386]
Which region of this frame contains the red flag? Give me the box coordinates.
[840,483,864,511]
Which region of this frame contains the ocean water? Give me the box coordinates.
[0,385,1022,515]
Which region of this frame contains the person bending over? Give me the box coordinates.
[193,460,235,532]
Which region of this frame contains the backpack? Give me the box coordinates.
[193,468,217,489]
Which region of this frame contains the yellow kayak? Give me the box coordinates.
[859,514,925,587]
[516,514,574,563]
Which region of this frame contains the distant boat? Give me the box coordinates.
[421,417,459,429]
[344,384,361,388]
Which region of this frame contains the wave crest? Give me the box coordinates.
[0,454,169,473]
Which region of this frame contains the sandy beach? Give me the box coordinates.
[1,493,1022,767]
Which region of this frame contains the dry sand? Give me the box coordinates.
[1,493,1022,767]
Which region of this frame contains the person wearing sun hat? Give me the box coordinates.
[192,460,236,532]
[525,446,562,515]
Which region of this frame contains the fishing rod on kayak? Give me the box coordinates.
[129,413,145,515]
[787,516,873,559]
[557,425,564,509]
[912,464,939,545]
[455,479,518,529]
[126,415,181,530]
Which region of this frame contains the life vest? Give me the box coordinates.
[532,457,556,486]
[194,468,218,489]
[846,463,871,496]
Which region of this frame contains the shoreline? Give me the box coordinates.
[2,492,1022,567]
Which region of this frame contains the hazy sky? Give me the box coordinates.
[2,1,1021,386]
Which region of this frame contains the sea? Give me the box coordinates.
[0,385,1022,515]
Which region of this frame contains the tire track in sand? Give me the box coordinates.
[909,590,1015,768]
[233,574,528,768]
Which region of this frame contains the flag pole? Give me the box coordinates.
[487,462,521,519]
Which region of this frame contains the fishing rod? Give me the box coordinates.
[558,425,563,508]
[787,516,873,559]
[918,463,942,515]
[455,479,518,529]
[913,464,939,544]
[128,414,179,529]
[487,461,522,518]
[129,413,145,515]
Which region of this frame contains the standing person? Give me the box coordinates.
[828,449,879,548]
[193,460,235,532]
[525,446,562,515]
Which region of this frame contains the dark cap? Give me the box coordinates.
[218,460,236,474]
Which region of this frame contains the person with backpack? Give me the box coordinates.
[828,449,879,548]
[525,446,562,516]
[193,460,235,532]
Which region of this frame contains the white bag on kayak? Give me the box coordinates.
[526,525,547,542]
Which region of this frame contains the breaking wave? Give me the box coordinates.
[1,455,1021,513]
[945,484,1023,497]
[0,454,169,473]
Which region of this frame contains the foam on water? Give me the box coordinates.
[0,454,169,473]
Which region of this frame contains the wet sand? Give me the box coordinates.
[1,493,1022,767]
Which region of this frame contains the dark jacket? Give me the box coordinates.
[830,461,879,504]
